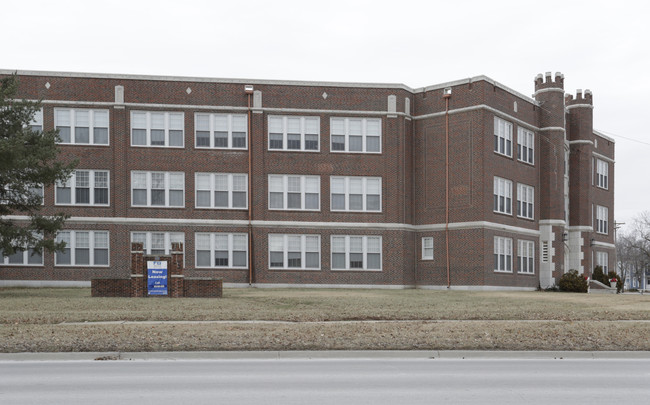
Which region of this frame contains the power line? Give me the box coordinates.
[597,130,650,147]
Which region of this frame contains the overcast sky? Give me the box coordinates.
[3,0,648,233]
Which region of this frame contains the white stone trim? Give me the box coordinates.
[569,140,594,146]
[252,283,415,290]
[591,241,616,249]
[593,129,616,143]
[568,226,593,232]
[417,285,537,291]
[0,280,91,287]
[532,87,565,96]
[539,219,567,226]
[566,104,594,110]
[539,127,566,133]
[414,105,539,132]
[593,151,615,163]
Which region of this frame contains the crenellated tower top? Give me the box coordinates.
[534,71,564,91]
[565,89,593,106]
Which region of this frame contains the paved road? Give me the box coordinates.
[1,357,648,404]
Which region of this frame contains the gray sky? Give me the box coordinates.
[4,0,648,232]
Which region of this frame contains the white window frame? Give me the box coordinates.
[55,170,110,206]
[2,184,44,206]
[517,127,534,165]
[130,232,185,256]
[494,236,513,272]
[268,234,321,271]
[330,176,382,212]
[131,111,184,148]
[596,251,609,273]
[596,159,608,189]
[194,113,247,149]
[195,173,248,210]
[55,230,110,267]
[268,115,320,152]
[195,233,248,269]
[518,240,535,274]
[330,235,382,271]
[494,116,513,157]
[1,236,44,266]
[517,183,534,220]
[330,117,382,153]
[54,108,110,145]
[493,177,512,215]
[268,175,320,211]
[422,237,434,260]
[29,108,43,132]
[596,205,608,234]
[131,171,185,208]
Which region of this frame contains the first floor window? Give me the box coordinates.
[494,236,512,272]
[596,251,609,273]
[493,177,512,215]
[518,240,535,274]
[422,237,434,260]
[196,173,247,209]
[268,234,320,270]
[1,236,43,266]
[268,175,320,211]
[131,171,184,207]
[494,116,513,157]
[56,170,110,206]
[596,205,608,234]
[331,235,382,271]
[131,232,184,256]
[330,176,381,212]
[55,231,109,266]
[195,233,247,268]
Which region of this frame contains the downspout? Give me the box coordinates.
[245,85,254,286]
[443,88,452,288]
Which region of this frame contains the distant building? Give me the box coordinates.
[0,70,615,289]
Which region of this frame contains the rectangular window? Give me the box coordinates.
[194,113,247,149]
[518,240,535,274]
[493,177,512,215]
[268,175,320,211]
[268,116,320,151]
[130,232,184,256]
[195,173,248,209]
[596,159,609,189]
[195,233,248,268]
[330,176,381,212]
[55,231,109,266]
[596,205,608,234]
[596,251,609,273]
[131,111,184,147]
[494,116,513,157]
[330,117,381,153]
[494,236,513,272]
[54,109,109,145]
[517,183,534,220]
[29,109,43,132]
[55,170,110,206]
[517,127,534,164]
[331,235,382,271]
[1,236,43,266]
[131,171,184,208]
[422,237,434,260]
[268,234,320,270]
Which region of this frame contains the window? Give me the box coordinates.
[494,116,513,157]
[330,176,381,212]
[29,109,43,132]
[596,205,608,234]
[422,237,434,260]
[493,177,512,215]
[596,251,609,273]
[131,232,184,256]
[330,117,381,153]
[131,171,184,207]
[268,234,320,270]
[55,231,109,266]
[1,238,43,266]
[268,116,320,151]
[331,235,382,271]
[596,159,608,189]
[517,127,534,164]
[56,170,110,206]
[131,111,184,147]
[195,113,247,149]
[195,233,248,268]
[268,175,320,211]
[54,109,109,145]
[517,183,534,220]
[494,236,513,272]
[195,173,247,209]
[518,240,535,274]
[2,184,44,205]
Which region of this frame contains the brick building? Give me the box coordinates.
[0,70,615,289]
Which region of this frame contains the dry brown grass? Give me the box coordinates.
[1,287,648,352]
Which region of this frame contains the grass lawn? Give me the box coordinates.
[1,288,648,352]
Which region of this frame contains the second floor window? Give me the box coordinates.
[196,173,247,209]
[330,176,381,212]
[131,111,184,147]
[494,116,512,157]
[596,159,609,189]
[268,175,320,211]
[517,183,534,220]
[195,113,247,149]
[596,205,608,234]
[131,171,184,207]
[330,117,381,153]
[493,177,512,215]
[56,170,109,206]
[517,127,534,164]
[55,109,109,145]
[268,116,320,151]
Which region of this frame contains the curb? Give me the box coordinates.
[1,350,650,362]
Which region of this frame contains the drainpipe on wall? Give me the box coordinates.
[245,85,254,286]
[443,88,452,289]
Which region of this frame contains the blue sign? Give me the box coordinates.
[147,261,168,296]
